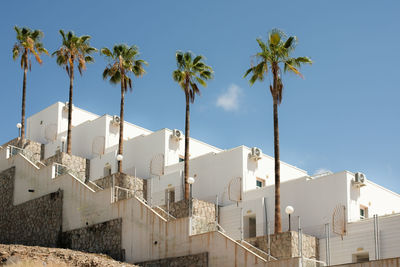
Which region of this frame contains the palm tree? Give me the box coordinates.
[12,26,48,143]
[172,51,213,200]
[53,30,97,155]
[244,29,312,233]
[101,44,147,173]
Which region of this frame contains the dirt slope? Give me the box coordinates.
[0,244,138,267]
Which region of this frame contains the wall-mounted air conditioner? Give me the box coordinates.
[112,115,121,125]
[353,172,367,187]
[249,147,262,160]
[171,129,182,140]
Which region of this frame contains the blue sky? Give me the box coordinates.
[1,1,399,192]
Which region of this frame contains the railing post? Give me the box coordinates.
[325,223,331,266]
[240,207,244,240]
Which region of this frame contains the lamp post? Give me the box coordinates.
[116,154,123,173]
[187,176,195,217]
[61,136,66,152]
[285,205,294,232]
[16,123,22,138]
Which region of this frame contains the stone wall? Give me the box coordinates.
[44,151,87,181]
[245,231,319,260]
[0,167,63,247]
[2,138,43,164]
[136,252,208,267]
[160,199,216,235]
[160,199,215,220]
[93,172,145,200]
[61,218,124,261]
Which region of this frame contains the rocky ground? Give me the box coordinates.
[0,244,138,267]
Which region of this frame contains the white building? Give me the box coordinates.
[15,102,400,265]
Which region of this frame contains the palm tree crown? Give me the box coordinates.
[53,30,97,75]
[173,51,213,103]
[244,29,312,103]
[13,26,48,68]
[101,44,147,90]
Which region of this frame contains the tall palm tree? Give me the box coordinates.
[12,26,48,143]
[53,30,97,155]
[101,44,147,173]
[172,51,213,200]
[244,29,312,233]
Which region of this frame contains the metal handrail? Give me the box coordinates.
[153,205,176,220]
[302,257,327,266]
[240,240,278,261]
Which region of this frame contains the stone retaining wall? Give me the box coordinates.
[136,252,208,267]
[245,231,319,260]
[0,167,63,247]
[93,172,145,200]
[61,218,124,261]
[2,138,43,164]
[44,151,87,181]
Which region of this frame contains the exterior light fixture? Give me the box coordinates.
[187,177,195,184]
[116,154,123,161]
[61,136,66,142]
[285,205,294,232]
[16,123,22,137]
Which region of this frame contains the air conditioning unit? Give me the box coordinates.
[354,172,367,187]
[172,129,182,140]
[249,147,262,160]
[63,102,69,111]
[112,115,121,125]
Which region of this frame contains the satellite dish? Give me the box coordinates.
[228,177,242,203]
[44,124,57,142]
[332,204,347,239]
[92,136,105,156]
[150,154,165,176]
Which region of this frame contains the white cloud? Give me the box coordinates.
[216,84,242,111]
[313,168,332,176]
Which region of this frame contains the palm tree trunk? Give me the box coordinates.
[184,92,190,200]
[20,55,28,143]
[273,97,282,234]
[66,61,74,155]
[118,79,125,173]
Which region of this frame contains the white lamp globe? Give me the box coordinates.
[61,136,66,142]
[116,154,123,161]
[16,123,22,129]
[285,205,294,215]
[187,177,195,184]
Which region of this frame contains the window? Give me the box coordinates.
[256,177,265,188]
[360,205,368,219]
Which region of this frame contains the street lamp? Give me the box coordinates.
[285,205,294,232]
[116,154,123,161]
[61,136,66,152]
[16,123,22,137]
[187,176,195,217]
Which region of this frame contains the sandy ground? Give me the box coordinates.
[0,244,138,267]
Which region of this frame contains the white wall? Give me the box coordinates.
[319,214,400,265]
[242,146,308,192]
[150,171,183,206]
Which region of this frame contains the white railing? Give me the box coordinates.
[53,163,68,178]
[7,145,23,159]
[302,257,326,267]
[239,239,278,261]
